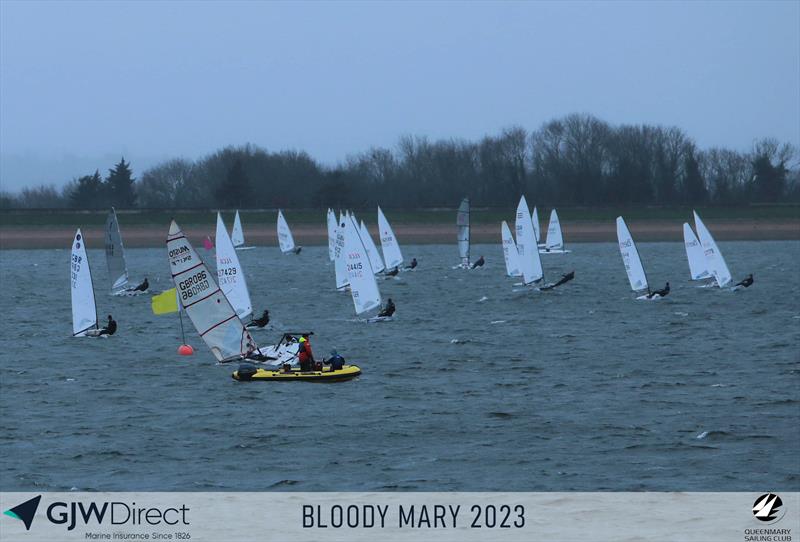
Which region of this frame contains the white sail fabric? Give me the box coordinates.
[457,198,470,266]
[344,215,382,315]
[104,208,129,292]
[616,217,649,292]
[326,209,337,261]
[71,228,98,336]
[515,196,544,285]
[277,209,297,254]
[231,210,246,247]
[693,211,732,287]
[501,220,522,277]
[531,206,541,244]
[545,209,564,250]
[377,206,403,271]
[215,213,253,320]
[168,220,258,362]
[360,220,385,274]
[683,222,710,281]
[334,214,348,290]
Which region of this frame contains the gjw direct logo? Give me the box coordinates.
[3,495,190,531]
[752,493,786,524]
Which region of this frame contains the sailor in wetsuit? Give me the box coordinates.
[735,274,754,288]
[385,267,399,276]
[542,271,575,290]
[471,256,485,269]
[647,282,670,299]
[405,258,418,270]
[246,309,270,329]
[377,298,396,318]
[98,314,117,336]
[130,277,149,292]
[325,349,346,371]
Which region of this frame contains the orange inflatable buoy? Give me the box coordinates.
[178,344,194,356]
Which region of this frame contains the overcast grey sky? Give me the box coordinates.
[1,0,798,192]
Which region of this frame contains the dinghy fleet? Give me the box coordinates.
[69,203,752,381]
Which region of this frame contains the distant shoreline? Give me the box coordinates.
[1,218,798,249]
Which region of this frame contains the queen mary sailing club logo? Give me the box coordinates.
[4,495,42,530]
[752,493,786,524]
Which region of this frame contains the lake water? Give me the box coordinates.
[1,240,798,491]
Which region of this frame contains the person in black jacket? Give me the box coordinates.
[98,315,117,336]
[471,256,485,269]
[735,274,754,288]
[325,349,346,371]
[377,298,396,318]
[246,310,270,329]
[647,282,670,299]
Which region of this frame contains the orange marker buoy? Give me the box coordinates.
[178,344,194,356]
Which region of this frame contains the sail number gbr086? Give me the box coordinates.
[178,270,211,301]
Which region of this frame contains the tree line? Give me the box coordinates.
[2,114,798,209]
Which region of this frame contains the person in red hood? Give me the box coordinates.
[298,335,315,371]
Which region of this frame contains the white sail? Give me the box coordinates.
[326,209,337,261]
[168,220,258,362]
[545,209,564,250]
[693,211,732,287]
[104,208,129,292]
[531,206,541,244]
[276,209,297,254]
[501,220,522,277]
[683,222,710,281]
[71,228,98,336]
[344,215,382,315]
[360,220,385,274]
[231,210,246,247]
[457,197,470,266]
[515,196,544,285]
[215,213,253,320]
[616,217,649,292]
[334,214,348,290]
[377,206,404,271]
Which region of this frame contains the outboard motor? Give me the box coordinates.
[236,363,258,381]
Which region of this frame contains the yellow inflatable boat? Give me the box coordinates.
[232,364,361,382]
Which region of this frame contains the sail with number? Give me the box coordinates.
[167,220,258,362]
[334,214,348,290]
[545,209,564,251]
[693,211,732,287]
[377,206,403,271]
[616,217,649,292]
[501,220,522,277]
[457,198,470,267]
[344,215,382,315]
[215,212,253,320]
[277,210,298,254]
[71,228,99,336]
[683,223,710,281]
[231,211,246,247]
[515,196,544,285]
[327,209,337,261]
[104,208,129,293]
[360,220,385,274]
[531,206,541,245]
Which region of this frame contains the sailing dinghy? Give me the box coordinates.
[105,208,148,296]
[277,209,302,254]
[541,209,571,253]
[377,207,403,274]
[501,220,522,277]
[616,217,663,300]
[683,222,712,284]
[514,196,547,288]
[230,210,255,250]
[454,197,471,269]
[693,211,732,289]
[532,206,544,248]
[360,220,385,274]
[333,213,349,291]
[215,212,253,321]
[345,214,387,322]
[326,209,337,262]
[71,229,103,337]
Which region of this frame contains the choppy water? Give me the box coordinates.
[1,241,798,491]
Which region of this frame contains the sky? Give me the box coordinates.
[1,0,798,192]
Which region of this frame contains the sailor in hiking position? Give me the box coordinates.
[541,271,575,290]
[377,298,396,318]
[735,274,754,288]
[647,282,670,299]
[471,255,485,269]
[247,309,270,329]
[405,258,418,270]
[98,314,117,336]
[127,277,149,293]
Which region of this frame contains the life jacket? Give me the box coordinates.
[298,341,313,362]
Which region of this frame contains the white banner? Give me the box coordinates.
[1,492,797,541]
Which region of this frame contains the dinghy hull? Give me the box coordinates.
[232,364,361,382]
